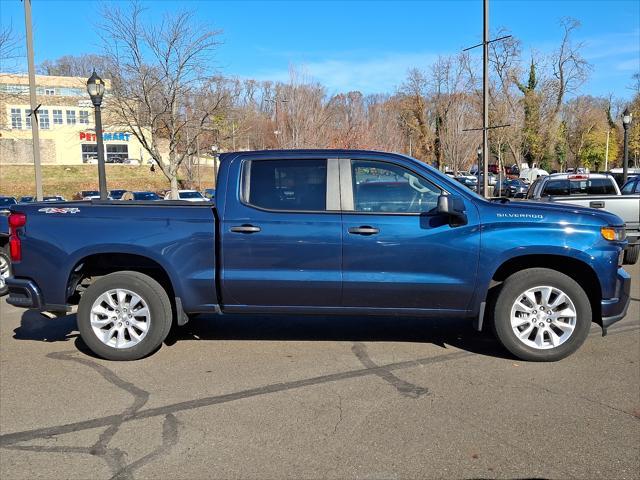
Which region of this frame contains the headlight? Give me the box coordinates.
[601,226,626,241]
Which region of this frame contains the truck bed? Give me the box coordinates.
[9,201,218,313]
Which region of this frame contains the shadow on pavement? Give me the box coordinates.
[166,313,513,359]
[13,310,78,343]
[13,309,513,360]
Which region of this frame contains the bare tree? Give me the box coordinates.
[400,68,432,162]
[99,1,225,197]
[38,54,111,77]
[551,18,591,117]
[0,23,22,72]
[563,96,607,169]
[429,54,479,172]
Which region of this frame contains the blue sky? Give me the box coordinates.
[1,0,639,99]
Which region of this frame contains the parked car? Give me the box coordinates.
[527,173,639,264]
[608,168,640,187]
[621,176,640,195]
[5,150,631,362]
[164,190,208,202]
[73,190,101,200]
[477,172,497,186]
[43,196,66,202]
[120,191,162,201]
[0,196,17,208]
[108,189,128,200]
[454,174,478,190]
[494,178,529,198]
[203,188,216,201]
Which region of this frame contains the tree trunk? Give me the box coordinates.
[170,175,179,200]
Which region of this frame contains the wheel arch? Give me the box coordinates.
[66,252,177,307]
[489,254,601,327]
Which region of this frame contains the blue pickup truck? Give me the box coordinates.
[5,150,632,361]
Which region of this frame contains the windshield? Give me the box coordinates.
[0,198,16,206]
[179,191,203,199]
[135,192,160,200]
[83,191,100,196]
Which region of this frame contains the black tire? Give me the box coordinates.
[623,244,639,265]
[493,268,591,362]
[77,271,173,361]
[0,247,12,297]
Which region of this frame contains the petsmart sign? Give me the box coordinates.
[79,132,132,142]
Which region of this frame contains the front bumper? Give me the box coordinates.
[600,268,632,333]
[6,278,71,313]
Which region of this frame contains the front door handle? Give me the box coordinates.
[589,201,605,208]
[348,226,379,235]
[230,224,261,234]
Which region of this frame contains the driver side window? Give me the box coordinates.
[351,160,441,213]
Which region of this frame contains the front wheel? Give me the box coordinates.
[77,271,173,360]
[623,244,639,265]
[493,268,592,361]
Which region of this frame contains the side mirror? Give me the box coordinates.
[437,194,468,226]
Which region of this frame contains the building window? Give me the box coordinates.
[45,88,55,95]
[107,144,129,163]
[79,110,89,124]
[82,144,98,163]
[10,108,22,129]
[39,109,50,129]
[53,109,63,125]
[66,110,76,125]
[25,109,32,128]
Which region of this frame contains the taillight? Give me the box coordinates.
[9,235,21,261]
[8,212,26,262]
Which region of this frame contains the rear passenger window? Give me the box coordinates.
[542,180,569,196]
[245,159,327,211]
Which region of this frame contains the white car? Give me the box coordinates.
[164,190,208,202]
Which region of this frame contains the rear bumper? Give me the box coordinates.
[600,268,632,332]
[6,278,71,313]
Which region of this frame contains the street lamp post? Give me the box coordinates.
[622,107,632,185]
[87,71,107,200]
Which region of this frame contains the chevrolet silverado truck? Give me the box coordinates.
[526,172,640,264]
[5,150,632,361]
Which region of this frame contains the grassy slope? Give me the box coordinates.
[0,164,215,199]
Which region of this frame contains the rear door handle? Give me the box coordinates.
[230,225,261,234]
[590,201,605,208]
[348,226,380,235]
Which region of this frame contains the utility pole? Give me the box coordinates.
[462,0,511,198]
[482,0,489,197]
[23,0,43,201]
[605,129,610,172]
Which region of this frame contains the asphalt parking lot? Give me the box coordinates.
[1,263,638,480]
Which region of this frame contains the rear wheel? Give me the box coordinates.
[0,249,11,297]
[77,271,172,360]
[493,268,591,361]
